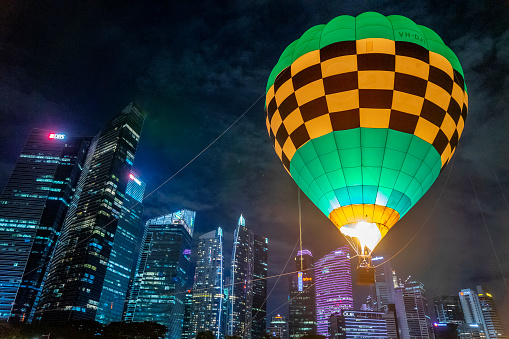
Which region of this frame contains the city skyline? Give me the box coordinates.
[0,0,508,331]
[0,124,507,338]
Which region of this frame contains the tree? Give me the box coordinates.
[0,321,104,339]
[225,336,242,339]
[196,331,215,339]
[103,321,167,338]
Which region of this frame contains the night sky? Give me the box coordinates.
[1,0,508,328]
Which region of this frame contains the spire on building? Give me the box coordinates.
[238,214,246,227]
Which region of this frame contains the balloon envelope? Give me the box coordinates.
[265,12,468,253]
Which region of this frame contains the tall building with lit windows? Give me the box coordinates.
[315,246,353,337]
[459,289,485,326]
[433,295,464,324]
[289,249,316,338]
[329,310,389,338]
[125,210,195,339]
[0,129,91,323]
[268,314,289,339]
[369,258,398,312]
[35,103,145,323]
[95,172,145,324]
[190,227,226,339]
[227,215,254,339]
[227,215,268,339]
[182,289,193,339]
[394,280,432,339]
[475,286,506,339]
[252,233,268,339]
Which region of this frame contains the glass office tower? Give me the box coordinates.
[433,295,464,324]
[227,215,268,339]
[315,246,353,337]
[125,210,195,339]
[191,227,226,339]
[182,289,193,339]
[0,129,90,323]
[252,233,268,339]
[289,249,316,338]
[95,172,145,324]
[228,215,254,339]
[35,103,145,323]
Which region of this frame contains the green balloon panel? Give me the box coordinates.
[267,12,465,94]
[289,128,442,217]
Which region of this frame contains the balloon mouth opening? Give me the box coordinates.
[340,221,382,252]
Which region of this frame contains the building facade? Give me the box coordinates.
[475,286,506,339]
[289,249,316,338]
[125,210,195,339]
[252,233,268,339]
[315,246,353,338]
[182,289,193,339]
[457,323,487,339]
[369,258,398,312]
[268,314,289,339]
[459,289,485,327]
[330,310,389,339]
[227,215,268,339]
[95,172,145,323]
[191,227,226,339]
[0,130,90,322]
[35,103,145,323]
[433,295,464,324]
[394,280,432,339]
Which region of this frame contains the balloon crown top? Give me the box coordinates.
[266,12,465,96]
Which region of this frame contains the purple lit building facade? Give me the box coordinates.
[315,246,353,337]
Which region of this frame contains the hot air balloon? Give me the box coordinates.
[265,12,468,284]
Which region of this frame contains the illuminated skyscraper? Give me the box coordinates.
[459,289,485,325]
[227,215,268,339]
[394,280,432,339]
[433,295,464,324]
[35,103,145,323]
[125,210,195,339]
[182,290,193,339]
[475,286,506,339]
[369,258,398,312]
[228,215,253,338]
[289,249,316,338]
[0,129,90,323]
[252,233,268,339]
[315,246,353,337]
[191,227,226,339]
[95,172,145,324]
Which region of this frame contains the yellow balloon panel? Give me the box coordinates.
[329,204,400,238]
